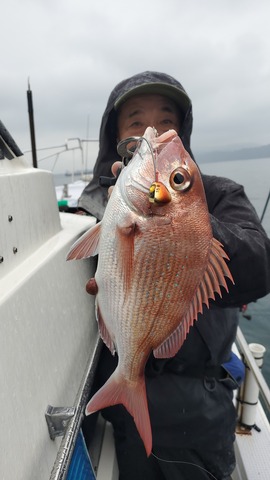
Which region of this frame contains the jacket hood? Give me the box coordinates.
[78,71,194,219]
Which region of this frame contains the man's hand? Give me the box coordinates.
[108,161,122,197]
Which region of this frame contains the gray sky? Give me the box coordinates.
[2,0,270,172]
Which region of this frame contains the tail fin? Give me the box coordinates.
[85,370,152,456]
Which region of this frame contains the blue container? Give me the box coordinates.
[66,429,96,480]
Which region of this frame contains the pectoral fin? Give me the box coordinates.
[116,220,137,290]
[66,222,102,260]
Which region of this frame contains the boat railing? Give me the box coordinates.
[235,326,270,427]
[24,137,98,175]
[47,337,103,480]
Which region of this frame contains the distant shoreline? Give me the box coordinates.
[196,144,270,163]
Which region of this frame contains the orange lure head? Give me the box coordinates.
[149,180,171,204]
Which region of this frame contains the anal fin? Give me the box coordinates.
[97,304,116,355]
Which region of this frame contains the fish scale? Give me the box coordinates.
[67,127,234,456]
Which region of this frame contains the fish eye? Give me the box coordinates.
[169,167,192,191]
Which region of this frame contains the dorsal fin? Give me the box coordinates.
[153,237,234,358]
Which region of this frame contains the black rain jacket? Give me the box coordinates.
[80,71,270,453]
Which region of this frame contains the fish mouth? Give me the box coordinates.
[129,177,150,195]
[130,176,172,207]
[123,178,171,220]
[119,175,149,214]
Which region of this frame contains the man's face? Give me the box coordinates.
[117,94,181,141]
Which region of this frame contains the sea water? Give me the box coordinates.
[53,157,270,386]
[53,172,83,187]
[200,156,270,387]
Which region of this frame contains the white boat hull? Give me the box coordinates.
[0,156,98,479]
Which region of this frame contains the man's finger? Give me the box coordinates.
[111,161,122,177]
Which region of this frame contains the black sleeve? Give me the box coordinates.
[203,174,270,307]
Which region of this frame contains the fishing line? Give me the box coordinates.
[117,133,168,183]
[136,136,157,181]
[151,451,218,480]
[260,188,270,223]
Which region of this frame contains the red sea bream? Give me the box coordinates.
[67,127,234,456]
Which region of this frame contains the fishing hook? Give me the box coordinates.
[100,135,158,188]
[117,135,157,180]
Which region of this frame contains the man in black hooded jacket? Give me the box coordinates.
[79,71,270,479]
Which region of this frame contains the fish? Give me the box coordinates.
[67,127,234,456]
